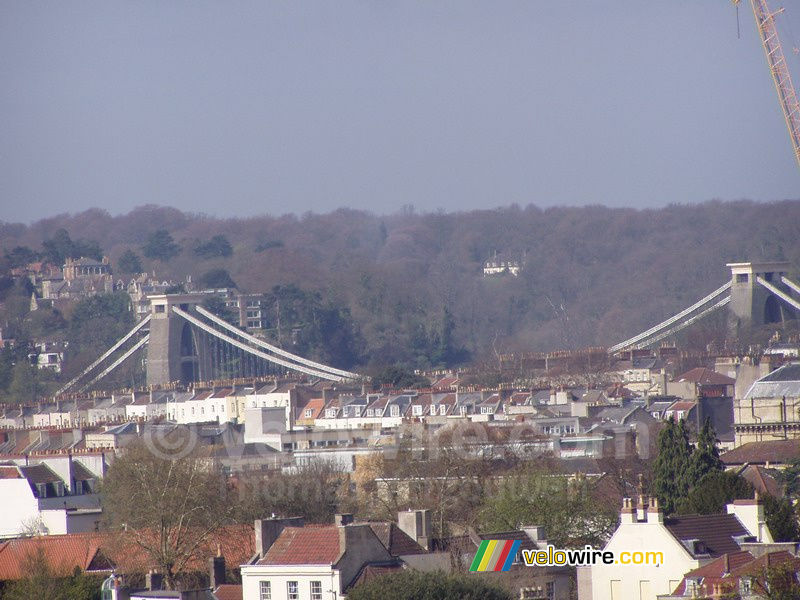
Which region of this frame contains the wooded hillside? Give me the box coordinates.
[1,200,799,371]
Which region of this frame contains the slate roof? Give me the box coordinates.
[760,364,800,382]
[744,364,800,399]
[258,527,341,565]
[663,513,750,558]
[721,440,800,466]
[348,562,403,590]
[19,463,62,485]
[72,461,98,481]
[472,529,539,552]
[364,523,427,557]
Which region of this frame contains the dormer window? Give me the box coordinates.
[412,405,423,416]
[305,409,313,418]
[740,577,752,595]
[481,406,494,414]
[390,405,400,417]
[367,409,375,417]
[325,409,337,418]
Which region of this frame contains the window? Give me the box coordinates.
[305,409,313,418]
[259,581,271,600]
[546,581,555,599]
[440,405,448,416]
[481,406,494,414]
[287,581,298,600]
[367,409,374,417]
[390,405,400,417]
[154,305,165,313]
[326,408,337,418]
[311,581,323,600]
[736,273,749,283]
[412,405,423,416]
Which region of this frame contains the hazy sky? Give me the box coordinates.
[1,1,799,224]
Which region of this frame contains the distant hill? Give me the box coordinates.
[1,200,799,370]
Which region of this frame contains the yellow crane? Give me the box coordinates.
[735,0,800,168]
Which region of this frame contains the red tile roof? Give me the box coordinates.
[0,466,21,479]
[258,527,341,565]
[213,584,243,600]
[676,368,735,386]
[0,533,107,580]
[738,465,783,498]
[671,550,755,595]
[0,525,255,582]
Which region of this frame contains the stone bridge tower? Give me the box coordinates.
[727,261,798,339]
[146,294,210,386]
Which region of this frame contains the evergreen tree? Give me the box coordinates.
[117,249,142,274]
[142,230,181,262]
[651,419,693,514]
[676,470,753,515]
[684,417,724,489]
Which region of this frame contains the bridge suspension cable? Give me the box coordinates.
[625,296,731,350]
[781,276,800,297]
[608,281,732,353]
[78,334,150,393]
[55,314,151,396]
[757,277,800,312]
[194,305,360,380]
[171,306,349,382]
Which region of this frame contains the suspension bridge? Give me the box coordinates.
[56,293,361,396]
[608,261,800,353]
[55,261,800,396]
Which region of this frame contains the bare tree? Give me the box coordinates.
[101,430,233,589]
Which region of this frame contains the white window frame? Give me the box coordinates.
[311,580,323,600]
[259,581,271,600]
[412,405,423,416]
[390,405,400,417]
[287,581,298,600]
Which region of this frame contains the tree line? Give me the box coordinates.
[2,200,800,379]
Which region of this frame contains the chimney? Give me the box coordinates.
[620,497,637,524]
[636,494,649,522]
[726,494,774,543]
[334,513,354,527]
[521,526,547,546]
[209,545,226,589]
[145,570,163,591]
[397,509,432,551]
[254,516,304,558]
[646,496,663,524]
